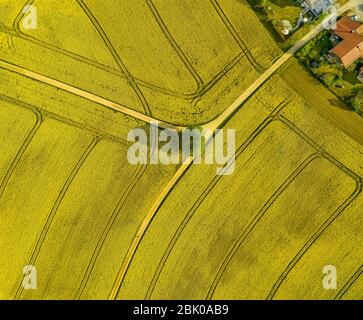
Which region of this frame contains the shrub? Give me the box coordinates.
[322,73,336,87]
[349,96,363,114]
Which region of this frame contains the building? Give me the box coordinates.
[297,0,333,18]
[330,16,363,68]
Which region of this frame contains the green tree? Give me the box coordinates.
[350,96,362,113]
[322,73,336,87]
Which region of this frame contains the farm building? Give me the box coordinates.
[330,16,363,68]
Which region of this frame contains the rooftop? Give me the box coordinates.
[330,16,363,65]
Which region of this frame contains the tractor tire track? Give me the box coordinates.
[266,117,362,300]
[0,59,185,130]
[144,111,361,299]
[75,0,151,116]
[14,136,101,300]
[108,157,193,300]
[146,0,203,92]
[267,182,361,300]
[334,265,363,300]
[11,0,197,99]
[206,113,362,299]
[206,153,322,299]
[210,0,264,73]
[0,105,42,201]
[75,164,148,299]
[9,0,255,102]
[6,17,241,101]
[144,101,287,299]
[12,0,122,76]
[0,94,128,146]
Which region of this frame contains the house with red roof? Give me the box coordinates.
[330,16,363,68]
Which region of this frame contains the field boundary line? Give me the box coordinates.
[108,157,193,300]
[75,164,148,299]
[14,136,101,300]
[334,265,363,300]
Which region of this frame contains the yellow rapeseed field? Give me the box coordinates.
[0,0,281,125]
[120,76,362,300]
[0,0,361,300]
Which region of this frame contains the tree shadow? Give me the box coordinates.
[328,98,352,111]
[238,0,284,44]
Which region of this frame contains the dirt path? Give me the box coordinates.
[0,0,359,300]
